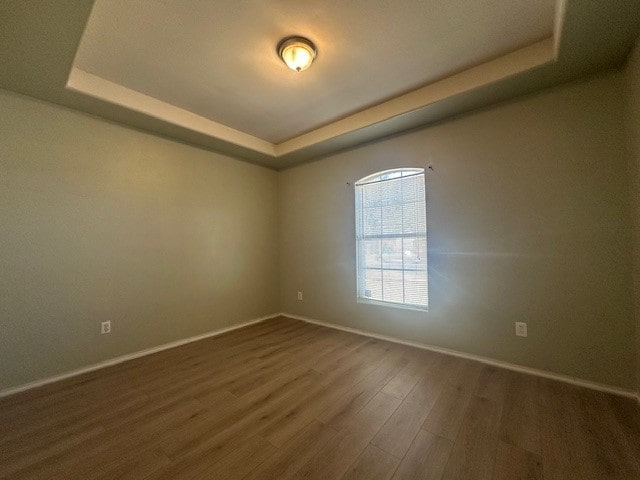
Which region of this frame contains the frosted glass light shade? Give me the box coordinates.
[278,37,317,72]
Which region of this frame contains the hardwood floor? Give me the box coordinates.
[1,316,639,479]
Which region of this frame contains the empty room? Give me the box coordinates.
[2,0,640,479]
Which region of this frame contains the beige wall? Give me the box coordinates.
[625,39,640,396]
[2,67,637,394]
[279,72,636,390]
[0,90,279,391]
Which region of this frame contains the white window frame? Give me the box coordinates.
[355,168,428,310]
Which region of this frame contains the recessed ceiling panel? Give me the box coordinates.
[74,0,556,144]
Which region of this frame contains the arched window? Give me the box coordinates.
[355,168,428,309]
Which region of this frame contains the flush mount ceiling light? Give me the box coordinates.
[277,36,317,72]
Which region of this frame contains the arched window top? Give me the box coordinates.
[356,168,424,186]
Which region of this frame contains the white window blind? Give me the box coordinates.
[355,168,428,309]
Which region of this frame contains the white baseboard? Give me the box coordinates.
[3,311,637,403]
[282,312,638,400]
[0,313,280,398]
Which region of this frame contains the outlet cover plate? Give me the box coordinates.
[515,322,527,337]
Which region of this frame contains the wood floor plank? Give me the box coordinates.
[160,369,319,462]
[242,421,338,480]
[4,397,204,480]
[572,386,640,478]
[0,424,106,479]
[392,429,453,480]
[372,356,447,458]
[443,356,483,392]
[257,341,394,446]
[1,317,639,480]
[422,384,473,441]
[380,350,435,400]
[93,450,171,480]
[491,441,543,480]
[317,346,408,429]
[156,390,240,458]
[308,334,371,374]
[189,434,276,480]
[289,392,402,480]
[475,366,509,404]
[154,434,275,480]
[340,444,400,480]
[606,395,640,471]
[537,379,587,480]
[499,371,540,455]
[440,395,501,480]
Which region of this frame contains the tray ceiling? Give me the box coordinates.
[73,0,555,144]
[1,0,639,168]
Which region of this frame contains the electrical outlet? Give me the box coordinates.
[515,322,527,337]
[297,291,303,301]
[101,321,111,335]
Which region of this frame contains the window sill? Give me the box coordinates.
[357,297,428,312]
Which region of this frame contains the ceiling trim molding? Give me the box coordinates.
[66,68,276,156]
[275,38,556,156]
[553,0,569,58]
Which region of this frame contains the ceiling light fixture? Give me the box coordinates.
[277,36,317,72]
